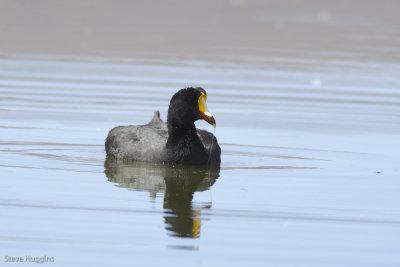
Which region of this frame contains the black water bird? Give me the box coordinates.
[105,87,221,166]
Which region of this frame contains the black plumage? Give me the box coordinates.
[105,87,221,166]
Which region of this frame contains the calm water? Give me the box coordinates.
[1,51,399,266]
[1,1,400,266]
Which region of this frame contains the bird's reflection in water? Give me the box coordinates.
[104,158,220,238]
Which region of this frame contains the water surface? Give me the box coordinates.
[1,1,400,266]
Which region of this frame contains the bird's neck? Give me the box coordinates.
[166,119,198,148]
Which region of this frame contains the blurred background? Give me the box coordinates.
[1,0,399,60]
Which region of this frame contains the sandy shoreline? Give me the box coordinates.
[1,0,399,61]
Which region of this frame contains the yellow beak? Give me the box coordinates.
[198,93,216,127]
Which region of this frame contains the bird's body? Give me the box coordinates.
[105,88,221,166]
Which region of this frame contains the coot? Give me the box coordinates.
[105,87,221,166]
